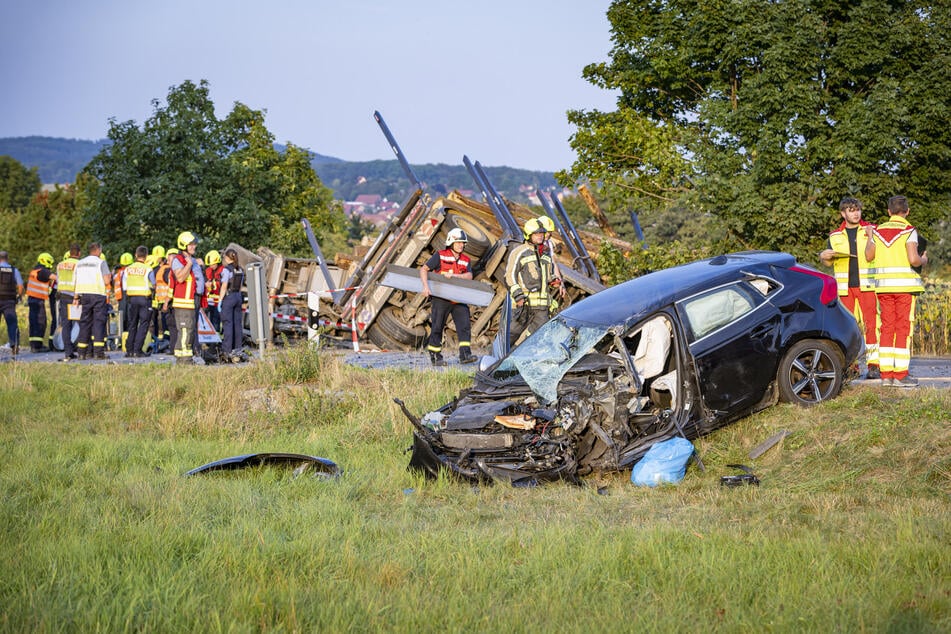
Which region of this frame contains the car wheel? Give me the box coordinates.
[777,339,844,406]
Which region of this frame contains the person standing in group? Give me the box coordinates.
[218,248,246,363]
[121,246,155,358]
[169,231,205,364]
[419,228,477,366]
[864,195,928,387]
[73,243,112,360]
[203,250,223,333]
[506,218,560,347]
[151,247,171,353]
[26,253,57,352]
[113,252,133,334]
[0,251,24,357]
[819,197,880,379]
[56,245,81,360]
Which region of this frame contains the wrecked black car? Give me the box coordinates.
[401,252,864,485]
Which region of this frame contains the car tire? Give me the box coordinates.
[370,305,427,349]
[777,339,844,406]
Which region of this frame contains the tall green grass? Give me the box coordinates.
[0,348,948,632]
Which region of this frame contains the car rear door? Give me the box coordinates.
[676,280,782,416]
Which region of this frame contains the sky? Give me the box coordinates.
[0,0,619,172]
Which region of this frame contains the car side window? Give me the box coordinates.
[679,284,760,340]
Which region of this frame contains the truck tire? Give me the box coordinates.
[444,214,491,259]
[372,305,427,348]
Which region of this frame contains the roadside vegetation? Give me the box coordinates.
[0,348,947,632]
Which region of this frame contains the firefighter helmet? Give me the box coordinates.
[166,248,179,257]
[120,252,133,266]
[177,231,197,250]
[537,215,556,233]
[445,228,468,247]
[151,245,166,259]
[205,250,221,266]
[37,252,54,268]
[523,218,544,240]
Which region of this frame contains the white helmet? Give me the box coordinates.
[445,228,468,247]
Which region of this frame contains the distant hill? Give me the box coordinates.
[0,136,555,204]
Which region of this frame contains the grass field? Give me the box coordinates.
[0,348,948,632]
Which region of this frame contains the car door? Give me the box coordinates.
[676,280,782,416]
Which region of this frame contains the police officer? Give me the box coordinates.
[218,248,246,363]
[73,243,112,360]
[0,251,24,356]
[56,245,81,360]
[505,218,560,347]
[420,228,477,366]
[26,253,57,352]
[122,246,156,358]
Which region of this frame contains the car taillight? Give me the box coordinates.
[790,265,838,305]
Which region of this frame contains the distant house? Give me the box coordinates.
[354,194,382,207]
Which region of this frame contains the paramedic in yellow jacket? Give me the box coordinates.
[864,195,927,387]
[506,218,561,347]
[819,197,879,379]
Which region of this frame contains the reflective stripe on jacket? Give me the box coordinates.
[74,256,107,296]
[153,263,170,306]
[170,254,196,309]
[871,216,924,294]
[829,221,876,295]
[26,267,53,300]
[506,243,555,309]
[56,258,78,294]
[123,263,153,297]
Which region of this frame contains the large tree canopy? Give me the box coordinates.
[0,155,41,211]
[81,80,346,257]
[562,0,950,257]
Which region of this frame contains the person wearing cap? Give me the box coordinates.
[505,218,560,347]
[73,242,112,360]
[0,251,24,356]
[56,245,81,360]
[420,227,477,366]
[122,246,155,358]
[26,253,57,352]
[169,231,205,364]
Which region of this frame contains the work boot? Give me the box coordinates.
[459,347,477,364]
[890,375,919,388]
[865,365,881,380]
[77,349,89,360]
[94,349,106,360]
[429,351,447,367]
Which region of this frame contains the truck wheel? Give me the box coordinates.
[445,214,491,258]
[372,305,427,348]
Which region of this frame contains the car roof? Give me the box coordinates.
[560,251,797,328]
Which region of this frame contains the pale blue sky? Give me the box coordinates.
[1,0,618,171]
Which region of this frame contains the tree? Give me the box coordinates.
[80,80,346,257]
[0,155,41,211]
[0,181,89,268]
[561,1,951,259]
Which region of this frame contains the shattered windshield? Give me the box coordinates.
[491,318,608,404]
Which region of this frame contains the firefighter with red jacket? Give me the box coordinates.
[26,253,57,352]
[420,228,477,366]
[203,249,223,333]
[169,231,205,363]
[819,197,880,379]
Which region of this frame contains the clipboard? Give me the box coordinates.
[67,304,82,320]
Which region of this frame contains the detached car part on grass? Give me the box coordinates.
[185,453,341,479]
[400,252,864,485]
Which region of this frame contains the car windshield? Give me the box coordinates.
[491,317,609,404]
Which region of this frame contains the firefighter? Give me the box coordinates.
[114,252,133,333]
[864,195,927,387]
[420,228,477,366]
[169,231,205,364]
[26,253,57,352]
[122,246,155,358]
[537,215,567,302]
[218,248,247,363]
[0,251,24,356]
[151,247,172,353]
[505,218,560,347]
[203,249,223,333]
[73,243,112,360]
[56,245,81,360]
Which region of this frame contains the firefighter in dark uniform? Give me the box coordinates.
[73,243,112,360]
[420,228,477,366]
[506,218,561,347]
[0,251,24,356]
[56,245,81,360]
[26,252,57,352]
